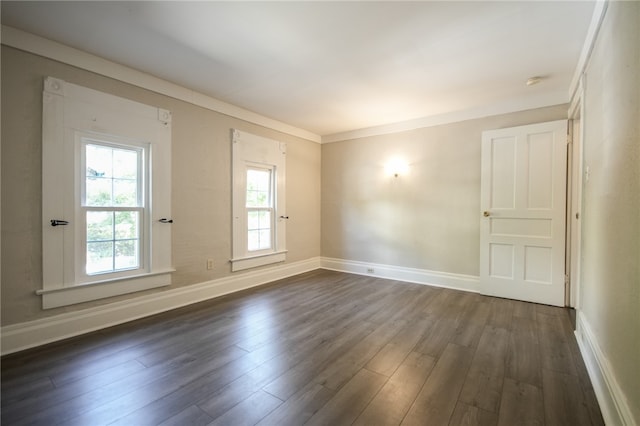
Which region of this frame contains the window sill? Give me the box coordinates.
[231,251,287,272]
[37,269,174,309]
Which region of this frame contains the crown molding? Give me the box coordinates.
[3,22,592,146]
[1,25,322,144]
[569,0,608,105]
[322,91,569,143]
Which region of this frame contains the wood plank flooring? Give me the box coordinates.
[1,270,604,425]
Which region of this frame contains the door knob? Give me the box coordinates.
[483,211,490,217]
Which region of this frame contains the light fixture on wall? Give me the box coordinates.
[385,158,409,178]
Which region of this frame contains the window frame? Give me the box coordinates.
[245,164,275,254]
[231,129,287,271]
[78,135,149,282]
[40,77,173,309]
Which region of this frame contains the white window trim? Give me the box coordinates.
[41,77,173,309]
[231,129,287,272]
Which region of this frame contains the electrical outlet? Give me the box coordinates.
[207,259,214,270]
[367,268,375,273]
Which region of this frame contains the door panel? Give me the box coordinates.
[527,133,554,208]
[490,137,517,209]
[480,120,567,306]
[490,243,515,278]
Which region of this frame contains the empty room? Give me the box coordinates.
[1,1,638,425]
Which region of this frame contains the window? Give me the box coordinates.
[231,130,286,271]
[82,140,145,277]
[246,167,273,252]
[40,77,173,308]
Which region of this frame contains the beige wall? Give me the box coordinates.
[1,46,321,325]
[580,1,640,423]
[321,105,567,276]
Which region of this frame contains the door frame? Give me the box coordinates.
[567,78,585,309]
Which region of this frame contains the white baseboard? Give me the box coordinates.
[1,257,321,356]
[320,257,479,293]
[575,311,636,426]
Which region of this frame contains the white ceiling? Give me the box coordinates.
[2,1,595,138]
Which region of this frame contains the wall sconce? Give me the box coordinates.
[385,158,409,178]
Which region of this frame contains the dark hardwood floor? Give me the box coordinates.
[1,269,604,425]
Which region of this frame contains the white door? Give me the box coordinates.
[480,120,567,306]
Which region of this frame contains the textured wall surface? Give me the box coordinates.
[1,46,321,325]
[321,105,567,276]
[580,1,640,423]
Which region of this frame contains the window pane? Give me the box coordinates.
[113,178,137,206]
[248,230,260,252]
[258,230,271,250]
[247,210,271,231]
[247,209,272,252]
[85,143,141,207]
[86,210,140,275]
[248,211,260,230]
[87,241,113,274]
[115,240,139,270]
[115,211,139,239]
[247,169,270,190]
[87,211,113,241]
[113,148,138,179]
[246,168,271,208]
[246,190,260,207]
[86,177,112,207]
[253,190,269,207]
[86,144,112,178]
[259,211,271,228]
[247,229,271,251]
[246,188,270,207]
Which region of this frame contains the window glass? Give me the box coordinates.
[246,168,273,252]
[86,143,140,207]
[247,210,271,251]
[84,142,142,275]
[246,168,271,208]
